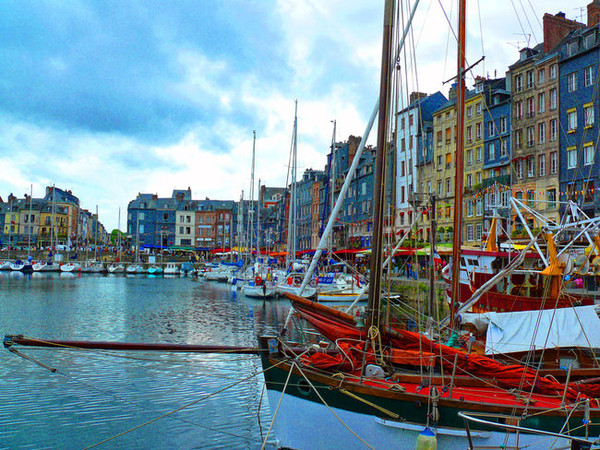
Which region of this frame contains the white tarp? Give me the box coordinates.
[460,306,600,355]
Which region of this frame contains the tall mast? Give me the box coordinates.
[257,178,261,259]
[248,131,256,260]
[449,0,467,330]
[366,0,395,319]
[286,101,298,268]
[94,205,98,261]
[329,120,336,250]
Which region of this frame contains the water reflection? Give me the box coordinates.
[0,274,287,448]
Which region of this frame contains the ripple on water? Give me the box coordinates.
[0,275,278,449]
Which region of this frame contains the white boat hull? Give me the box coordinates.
[60,263,81,272]
[275,284,316,298]
[32,262,59,272]
[265,389,570,450]
[107,264,125,273]
[242,284,276,299]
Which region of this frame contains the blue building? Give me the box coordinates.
[482,78,512,226]
[558,25,600,217]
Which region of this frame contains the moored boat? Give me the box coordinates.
[60,262,81,272]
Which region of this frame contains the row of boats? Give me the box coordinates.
[0,259,196,275]
[201,260,369,302]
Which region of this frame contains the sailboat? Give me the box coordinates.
[257,1,600,448]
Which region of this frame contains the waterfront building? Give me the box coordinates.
[296,169,325,251]
[397,91,447,241]
[463,86,486,245]
[482,78,512,235]
[559,10,600,218]
[431,92,457,243]
[509,12,583,233]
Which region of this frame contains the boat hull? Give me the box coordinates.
[260,349,595,450]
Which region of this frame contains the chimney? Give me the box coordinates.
[409,92,427,104]
[543,12,585,53]
[589,0,600,27]
[448,83,457,101]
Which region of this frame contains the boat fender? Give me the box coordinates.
[364,364,385,379]
[415,427,437,450]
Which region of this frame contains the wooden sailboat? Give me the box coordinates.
[257,1,600,448]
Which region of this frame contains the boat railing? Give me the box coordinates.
[458,410,598,450]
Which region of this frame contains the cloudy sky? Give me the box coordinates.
[0,0,583,231]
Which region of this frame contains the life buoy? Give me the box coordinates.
[255,276,263,286]
[287,277,293,285]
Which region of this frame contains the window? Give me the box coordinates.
[526,70,534,88]
[527,190,535,207]
[550,119,557,141]
[549,88,557,110]
[550,152,557,174]
[549,64,557,80]
[514,129,523,149]
[467,106,473,118]
[409,114,414,127]
[547,188,556,208]
[466,200,473,217]
[567,41,578,57]
[527,126,535,147]
[401,161,405,176]
[476,123,482,140]
[437,180,442,196]
[476,172,481,184]
[584,103,594,127]
[467,173,473,189]
[436,130,442,146]
[515,101,523,119]
[467,149,473,165]
[539,154,546,176]
[567,108,577,132]
[567,146,577,168]
[139,212,145,220]
[584,142,594,165]
[488,121,495,136]
[446,178,451,195]
[466,225,474,241]
[567,72,577,92]
[585,65,595,87]
[585,181,595,203]
[488,142,495,160]
[516,159,523,179]
[467,126,473,143]
[515,74,523,92]
[445,127,451,144]
[476,103,482,116]
[476,147,482,162]
[527,97,535,118]
[538,68,545,84]
[446,153,452,167]
[538,122,546,144]
[527,156,535,177]
[586,32,596,49]
[500,139,508,157]
[498,117,506,133]
[537,92,545,113]
[476,198,483,216]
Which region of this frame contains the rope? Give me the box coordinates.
[261,361,295,450]
[294,363,376,449]
[82,359,288,449]
[338,388,400,419]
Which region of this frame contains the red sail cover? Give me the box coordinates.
[291,298,589,402]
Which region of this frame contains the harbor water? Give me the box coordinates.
[0,272,290,449]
